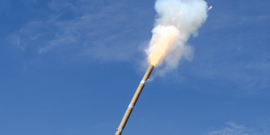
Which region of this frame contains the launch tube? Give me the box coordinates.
[115,65,155,135]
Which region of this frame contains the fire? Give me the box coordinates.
[208,6,212,10]
[148,37,172,66]
[148,25,180,66]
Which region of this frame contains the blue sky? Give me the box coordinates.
[1,0,270,135]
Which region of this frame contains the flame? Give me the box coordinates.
[208,6,212,10]
[148,25,180,66]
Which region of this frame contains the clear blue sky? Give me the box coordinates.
[1,0,270,135]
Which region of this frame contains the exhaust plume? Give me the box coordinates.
[146,0,208,73]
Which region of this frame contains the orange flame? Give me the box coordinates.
[149,38,172,66]
[148,25,179,66]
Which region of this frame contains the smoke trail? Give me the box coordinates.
[146,0,208,75]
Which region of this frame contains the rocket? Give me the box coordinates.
[115,65,155,135]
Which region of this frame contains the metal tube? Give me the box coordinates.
[115,65,155,135]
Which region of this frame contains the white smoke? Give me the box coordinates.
[146,0,208,75]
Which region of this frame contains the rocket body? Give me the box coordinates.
[115,65,155,135]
